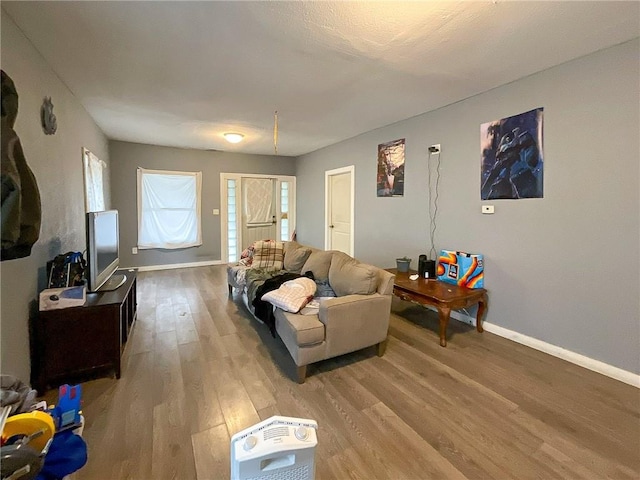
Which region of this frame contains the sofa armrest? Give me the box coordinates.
[227,264,250,289]
[318,293,392,357]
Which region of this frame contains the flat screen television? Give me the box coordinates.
[86,209,126,292]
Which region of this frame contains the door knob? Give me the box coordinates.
[329,225,334,228]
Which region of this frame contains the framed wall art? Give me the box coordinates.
[377,138,405,197]
[481,108,543,200]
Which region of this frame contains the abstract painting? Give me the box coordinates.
[481,108,543,200]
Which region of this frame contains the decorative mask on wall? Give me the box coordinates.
[41,96,57,135]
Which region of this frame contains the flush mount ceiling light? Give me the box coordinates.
[224,132,244,144]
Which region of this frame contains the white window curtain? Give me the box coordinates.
[243,178,273,226]
[137,168,202,249]
[83,148,105,212]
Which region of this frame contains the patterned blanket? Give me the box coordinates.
[245,268,283,307]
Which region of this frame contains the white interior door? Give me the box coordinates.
[325,166,354,256]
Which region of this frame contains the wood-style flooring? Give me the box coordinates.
[56,266,639,479]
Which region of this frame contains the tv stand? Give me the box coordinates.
[99,273,127,292]
[30,270,137,394]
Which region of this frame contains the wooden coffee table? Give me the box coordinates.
[387,268,488,347]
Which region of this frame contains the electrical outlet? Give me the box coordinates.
[429,144,441,154]
[132,247,138,254]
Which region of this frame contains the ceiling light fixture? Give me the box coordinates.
[224,132,244,144]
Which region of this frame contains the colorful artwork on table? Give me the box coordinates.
[377,138,405,197]
[481,108,543,200]
[437,250,484,289]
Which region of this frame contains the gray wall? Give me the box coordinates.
[296,39,640,374]
[1,12,110,382]
[109,141,296,268]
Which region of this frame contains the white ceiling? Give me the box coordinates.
[3,1,639,157]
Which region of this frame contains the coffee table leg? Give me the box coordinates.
[438,307,451,347]
[476,294,488,333]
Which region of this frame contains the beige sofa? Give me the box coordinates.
[228,241,395,383]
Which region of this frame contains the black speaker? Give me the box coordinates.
[418,255,427,277]
[425,260,436,279]
[419,255,436,279]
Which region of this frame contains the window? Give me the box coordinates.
[137,168,202,249]
[280,181,290,241]
[227,178,237,262]
[82,148,105,212]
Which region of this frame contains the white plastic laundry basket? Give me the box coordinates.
[230,416,318,480]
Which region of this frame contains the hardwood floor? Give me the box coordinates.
[58,266,638,479]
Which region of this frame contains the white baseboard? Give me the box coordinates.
[449,311,639,388]
[123,259,226,272]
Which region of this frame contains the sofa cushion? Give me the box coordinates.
[301,250,334,282]
[251,240,284,270]
[329,252,378,296]
[261,277,317,313]
[276,310,325,347]
[284,242,312,273]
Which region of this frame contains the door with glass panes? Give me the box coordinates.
[221,174,295,263]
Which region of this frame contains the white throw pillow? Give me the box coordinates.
[261,277,317,313]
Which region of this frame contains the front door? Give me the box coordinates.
[242,177,277,247]
[221,173,296,263]
[325,166,354,256]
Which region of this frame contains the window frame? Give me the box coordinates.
[136,168,203,250]
[82,147,106,212]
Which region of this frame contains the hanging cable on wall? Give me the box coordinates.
[428,145,441,260]
[273,110,278,155]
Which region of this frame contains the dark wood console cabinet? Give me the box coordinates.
[30,270,137,394]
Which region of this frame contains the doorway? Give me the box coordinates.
[221,173,296,263]
[325,166,354,256]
